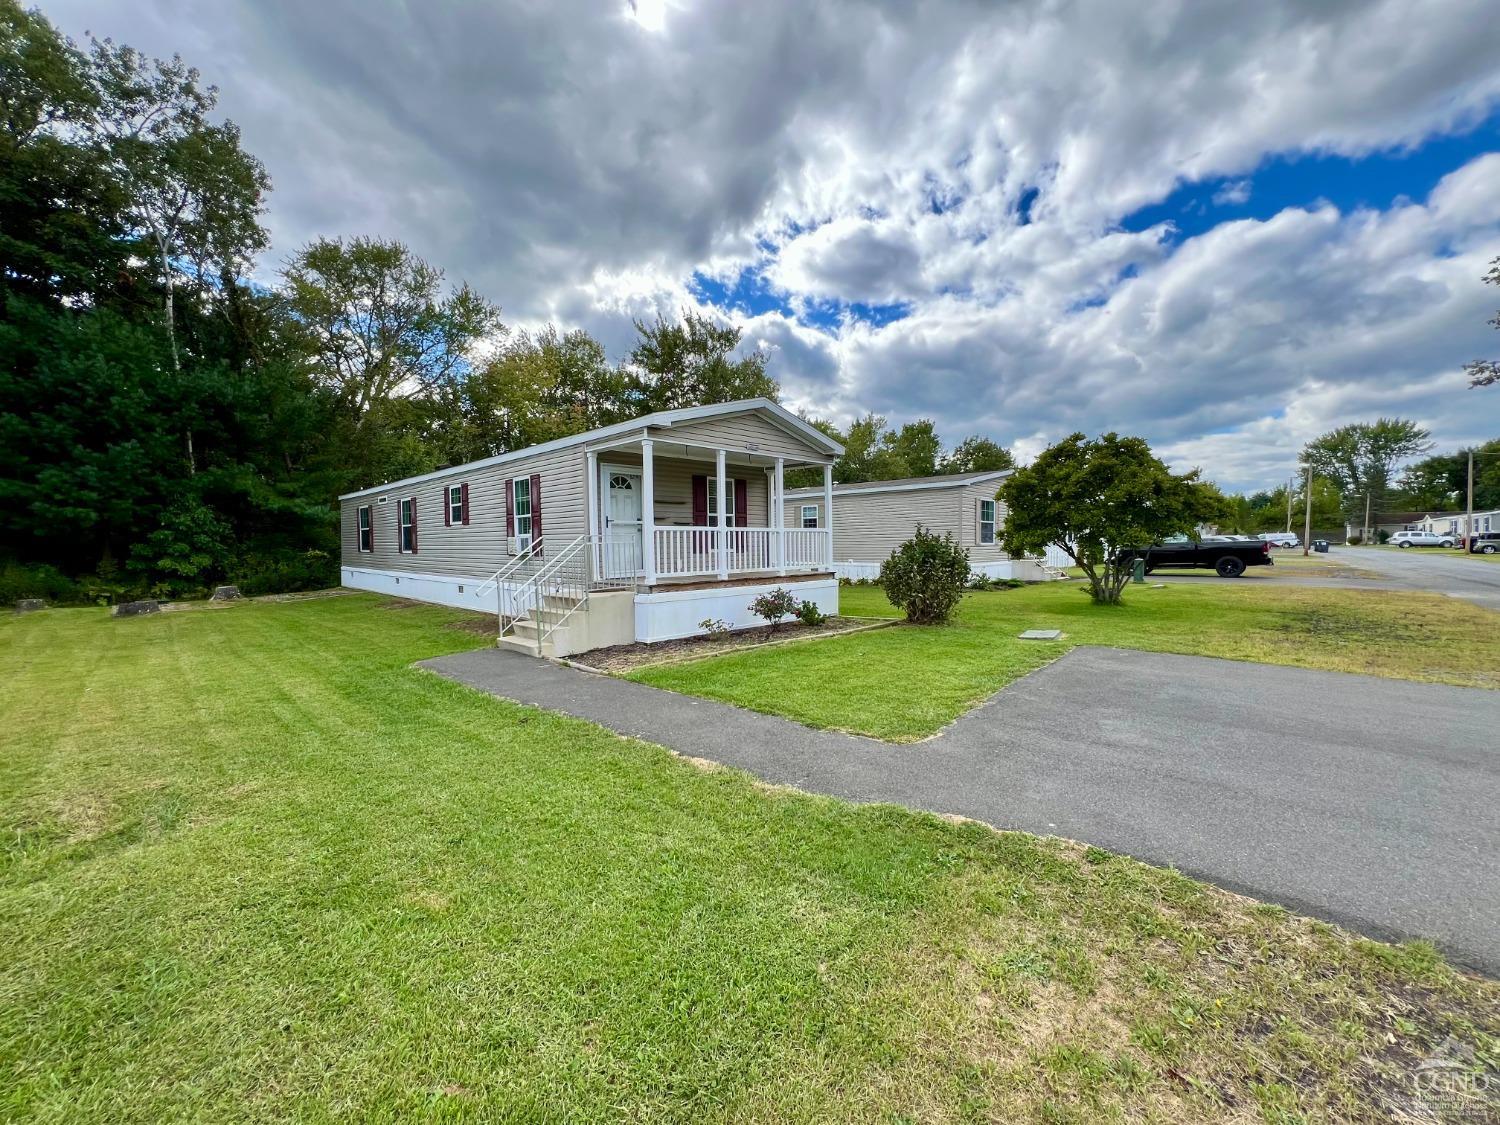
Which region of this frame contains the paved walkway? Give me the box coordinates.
[422,646,1500,974]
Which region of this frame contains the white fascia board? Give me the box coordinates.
[783,470,1013,499]
[338,397,840,501]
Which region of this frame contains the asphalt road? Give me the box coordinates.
[424,646,1500,975]
[1152,545,1500,611]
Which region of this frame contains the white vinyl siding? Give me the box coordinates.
[786,479,1016,566]
[654,412,826,461]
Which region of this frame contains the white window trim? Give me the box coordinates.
[707,476,737,528]
[398,498,415,553]
[357,505,373,552]
[979,499,996,545]
[512,477,533,546]
[800,504,818,529]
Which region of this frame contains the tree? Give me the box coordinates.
[1463,256,1499,388]
[1000,433,1228,605]
[881,419,941,478]
[940,436,1015,475]
[1398,440,1500,511]
[282,236,503,422]
[627,310,778,412]
[87,35,271,471]
[1301,418,1432,530]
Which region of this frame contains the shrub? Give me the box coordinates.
[698,617,731,639]
[1346,535,1363,546]
[796,599,827,626]
[0,562,84,606]
[747,587,800,632]
[879,525,970,624]
[1377,529,1392,544]
[226,549,337,597]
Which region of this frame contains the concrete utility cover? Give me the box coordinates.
[1018,629,1063,640]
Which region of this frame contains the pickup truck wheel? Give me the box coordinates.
[1397,541,1412,548]
[1215,557,1246,578]
[1482,544,1497,554]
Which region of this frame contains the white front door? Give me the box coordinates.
[603,469,643,578]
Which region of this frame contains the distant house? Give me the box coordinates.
[781,470,1053,581]
[1344,511,1430,541]
[339,398,843,655]
[1412,509,1500,537]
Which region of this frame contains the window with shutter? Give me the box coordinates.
[357,506,373,551]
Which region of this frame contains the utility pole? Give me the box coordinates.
[1363,491,1372,544]
[1286,475,1294,534]
[1303,466,1313,557]
[1466,449,1475,552]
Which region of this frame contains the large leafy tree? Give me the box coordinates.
[1300,418,1432,529]
[282,236,503,421]
[1000,433,1228,605]
[1464,256,1499,389]
[940,435,1015,474]
[1398,439,1500,511]
[627,310,778,412]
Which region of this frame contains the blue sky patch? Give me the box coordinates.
[1120,113,1500,241]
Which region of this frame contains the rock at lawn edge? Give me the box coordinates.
[210,586,241,601]
[112,600,161,617]
[15,599,45,614]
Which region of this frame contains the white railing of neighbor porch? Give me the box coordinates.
[784,528,829,570]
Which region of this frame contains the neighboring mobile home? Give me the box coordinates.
[340,398,842,656]
[1412,509,1499,538]
[782,471,1052,581]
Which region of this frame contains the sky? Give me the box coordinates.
[40,0,1500,492]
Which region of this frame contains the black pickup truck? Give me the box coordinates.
[1114,535,1274,578]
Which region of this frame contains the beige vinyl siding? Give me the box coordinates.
[654,411,827,462]
[786,487,964,563]
[340,444,587,578]
[600,452,769,527]
[957,479,1013,564]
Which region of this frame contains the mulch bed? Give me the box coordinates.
[577,616,890,673]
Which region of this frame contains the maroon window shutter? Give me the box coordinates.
[529,473,543,555]
[734,478,748,527]
[444,486,451,527]
[461,482,470,525]
[409,496,418,553]
[504,479,514,536]
[692,475,708,525]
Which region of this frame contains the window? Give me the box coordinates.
[357,505,372,552]
[513,477,532,544]
[979,499,996,545]
[801,504,818,529]
[448,484,464,525]
[706,476,736,527]
[399,498,417,553]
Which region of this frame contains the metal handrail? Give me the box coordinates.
[474,537,547,597]
[499,535,589,654]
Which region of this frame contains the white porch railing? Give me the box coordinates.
[650,526,831,579]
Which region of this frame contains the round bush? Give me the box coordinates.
[879,525,970,624]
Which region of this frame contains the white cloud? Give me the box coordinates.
[35,0,1500,490]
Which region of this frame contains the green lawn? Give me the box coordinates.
[633,582,1500,741]
[2,596,1497,1123]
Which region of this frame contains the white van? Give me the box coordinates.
[1258,532,1300,547]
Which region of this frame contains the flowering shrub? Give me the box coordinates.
[747,587,800,632]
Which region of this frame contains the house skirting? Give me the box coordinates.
[633,578,839,644]
[832,559,1048,581]
[342,565,504,612]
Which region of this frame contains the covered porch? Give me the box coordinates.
[583,431,835,588]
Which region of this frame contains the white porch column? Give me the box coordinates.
[585,449,599,579]
[774,457,786,575]
[822,462,834,568]
[716,447,729,580]
[641,439,656,585]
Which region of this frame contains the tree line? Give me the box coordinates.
[0,5,1018,604]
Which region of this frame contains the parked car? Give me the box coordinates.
[1258,532,1300,547]
[1390,530,1456,548]
[1469,532,1500,555]
[1115,535,1274,578]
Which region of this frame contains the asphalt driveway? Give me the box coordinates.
[424,646,1500,975]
